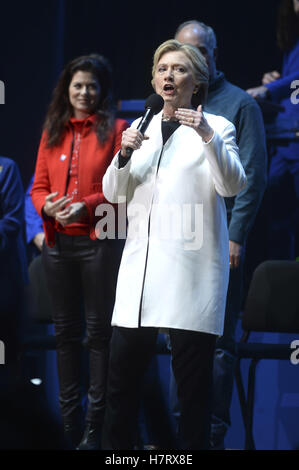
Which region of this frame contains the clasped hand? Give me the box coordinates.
[43,192,87,226]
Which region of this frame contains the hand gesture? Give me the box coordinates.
[174,105,214,142]
[43,192,72,218]
[246,85,269,99]
[55,202,87,227]
[262,70,280,85]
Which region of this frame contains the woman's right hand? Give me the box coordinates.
[120,128,148,157]
[33,232,45,251]
[43,192,72,218]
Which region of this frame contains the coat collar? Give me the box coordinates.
[69,113,97,127]
[66,114,98,135]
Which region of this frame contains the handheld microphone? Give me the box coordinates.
[126,93,164,157]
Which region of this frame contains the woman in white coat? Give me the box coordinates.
[101,39,246,450]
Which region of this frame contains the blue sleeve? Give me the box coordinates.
[0,160,25,252]
[228,102,268,244]
[265,71,299,102]
[25,175,44,244]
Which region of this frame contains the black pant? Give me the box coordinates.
[42,234,123,426]
[102,326,216,450]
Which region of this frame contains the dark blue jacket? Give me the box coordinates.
[204,72,268,245]
[266,39,299,122]
[0,156,28,308]
[25,175,43,244]
[265,39,299,161]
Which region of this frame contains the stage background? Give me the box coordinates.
[1,0,299,451]
[0,0,281,187]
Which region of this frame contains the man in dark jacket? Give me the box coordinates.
[174,20,268,449]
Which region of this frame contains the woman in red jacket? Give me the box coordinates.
[31,54,128,450]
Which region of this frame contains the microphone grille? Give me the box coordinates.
[145,93,164,114]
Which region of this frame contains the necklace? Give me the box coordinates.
[162,113,179,122]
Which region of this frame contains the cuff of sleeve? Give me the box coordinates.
[118,151,131,168]
[228,227,246,245]
[41,207,54,223]
[264,83,277,101]
[82,193,105,222]
[202,130,215,145]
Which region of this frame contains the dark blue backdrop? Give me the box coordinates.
[0,0,281,188]
[2,0,298,451]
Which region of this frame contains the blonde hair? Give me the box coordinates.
[151,39,209,104]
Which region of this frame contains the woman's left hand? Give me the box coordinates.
[55,202,87,226]
[175,105,214,142]
[229,240,242,270]
[246,85,269,99]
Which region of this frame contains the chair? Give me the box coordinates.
[235,260,299,450]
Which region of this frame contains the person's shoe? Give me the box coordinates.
[76,422,102,450]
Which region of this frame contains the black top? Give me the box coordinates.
[161,120,181,144]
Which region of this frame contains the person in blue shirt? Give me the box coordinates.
[0,156,28,365]
[247,0,299,260]
[25,175,44,261]
[174,20,268,449]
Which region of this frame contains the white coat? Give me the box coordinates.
[102,110,246,335]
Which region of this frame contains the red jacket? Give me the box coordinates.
[31,116,129,246]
